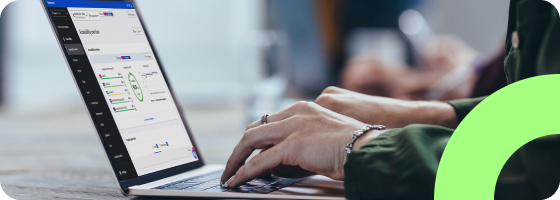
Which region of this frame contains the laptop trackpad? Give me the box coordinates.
[271,175,345,197]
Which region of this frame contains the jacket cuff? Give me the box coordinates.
[343,124,454,200]
[448,97,486,123]
[344,128,401,200]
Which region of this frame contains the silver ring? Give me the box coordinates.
[261,114,269,125]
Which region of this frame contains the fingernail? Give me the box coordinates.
[224,176,235,188]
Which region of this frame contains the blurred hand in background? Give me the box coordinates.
[341,35,480,102]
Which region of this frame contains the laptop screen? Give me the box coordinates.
[44,0,199,181]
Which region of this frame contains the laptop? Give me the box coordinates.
[41,0,344,199]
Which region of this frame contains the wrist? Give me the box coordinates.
[411,101,459,129]
[352,130,388,151]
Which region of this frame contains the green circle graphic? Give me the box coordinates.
[128,72,144,102]
[435,75,560,199]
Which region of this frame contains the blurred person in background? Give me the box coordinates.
[315,0,508,102]
[221,0,560,199]
[264,0,428,95]
[341,37,507,101]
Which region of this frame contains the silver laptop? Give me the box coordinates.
[41,0,344,199]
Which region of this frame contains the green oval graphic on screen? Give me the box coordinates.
[128,72,144,102]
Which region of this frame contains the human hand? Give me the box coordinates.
[220,102,376,188]
[340,36,478,101]
[315,87,458,129]
[339,54,448,100]
[340,54,410,97]
[421,35,479,72]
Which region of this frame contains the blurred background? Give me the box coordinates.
[0,0,510,198]
[0,0,509,115]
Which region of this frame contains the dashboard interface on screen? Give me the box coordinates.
[44,0,198,180]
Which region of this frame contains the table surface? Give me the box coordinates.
[0,108,263,200]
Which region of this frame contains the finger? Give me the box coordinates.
[221,119,294,184]
[245,110,291,131]
[222,102,314,184]
[255,149,272,178]
[225,144,286,188]
[321,86,351,95]
[246,101,316,131]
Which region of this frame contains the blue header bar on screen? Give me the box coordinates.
[45,0,134,9]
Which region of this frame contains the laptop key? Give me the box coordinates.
[174,183,198,188]
[153,182,180,189]
[153,184,169,189]
[181,181,201,185]
[200,180,219,184]
[162,186,187,190]
[151,170,229,191]
[239,185,257,192]
[182,186,213,191]
[227,185,256,193]
[196,183,219,189]
[197,176,219,182]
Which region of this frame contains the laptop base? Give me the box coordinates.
[129,165,345,200]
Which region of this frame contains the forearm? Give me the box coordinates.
[362,97,459,129]
[409,100,459,129]
[316,87,460,129]
[350,102,455,159]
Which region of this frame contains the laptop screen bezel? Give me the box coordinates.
[40,0,206,194]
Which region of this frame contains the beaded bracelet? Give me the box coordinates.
[345,125,387,155]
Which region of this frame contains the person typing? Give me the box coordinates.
[221,0,560,199]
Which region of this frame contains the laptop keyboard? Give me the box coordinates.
[152,169,306,193]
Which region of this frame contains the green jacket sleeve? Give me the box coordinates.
[344,124,454,200]
[344,125,560,200]
[344,1,560,199]
[448,97,486,123]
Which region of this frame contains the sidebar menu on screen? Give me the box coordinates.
[47,7,139,180]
